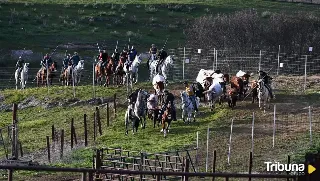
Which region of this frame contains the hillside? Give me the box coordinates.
[1,0,319,66]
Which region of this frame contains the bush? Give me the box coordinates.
[149,16,157,23]
[145,5,158,14]
[129,15,137,23]
[261,11,272,18]
[110,30,120,37]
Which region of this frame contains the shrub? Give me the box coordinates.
[168,11,174,18]
[120,13,126,18]
[111,4,116,10]
[149,16,157,23]
[204,8,210,13]
[91,27,99,33]
[168,24,178,32]
[110,30,120,37]
[129,15,137,23]
[78,9,85,15]
[145,5,158,14]
[106,11,116,16]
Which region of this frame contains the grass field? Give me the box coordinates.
[0,76,320,180]
[1,0,320,67]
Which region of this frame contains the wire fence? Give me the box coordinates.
[194,105,320,175]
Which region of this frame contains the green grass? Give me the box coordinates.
[1,0,319,67]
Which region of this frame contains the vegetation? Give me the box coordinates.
[0,0,319,67]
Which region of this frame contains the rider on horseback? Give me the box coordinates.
[156,49,168,74]
[62,54,71,70]
[111,48,120,71]
[183,81,198,112]
[15,56,24,74]
[258,70,274,99]
[41,53,52,69]
[127,45,137,70]
[159,90,177,121]
[99,50,109,72]
[70,52,80,68]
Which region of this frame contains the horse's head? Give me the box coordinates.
[24,63,30,69]
[165,55,174,66]
[257,79,264,92]
[50,61,58,71]
[242,73,250,83]
[133,54,142,65]
[77,60,85,70]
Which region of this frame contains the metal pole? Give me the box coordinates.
[196,131,199,172]
[309,106,312,146]
[273,105,276,148]
[227,119,234,165]
[46,60,49,94]
[213,48,215,71]
[206,126,209,172]
[92,62,95,98]
[304,55,307,91]
[183,47,185,80]
[277,45,280,76]
[72,67,75,98]
[252,112,255,153]
[215,49,218,70]
[259,50,261,72]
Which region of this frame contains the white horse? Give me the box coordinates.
[257,79,270,112]
[149,55,174,84]
[73,60,84,85]
[203,80,223,111]
[123,54,142,84]
[15,67,22,90]
[180,91,199,123]
[20,63,29,89]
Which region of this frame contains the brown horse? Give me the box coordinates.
[161,103,173,137]
[95,59,113,87]
[114,57,125,86]
[227,88,238,109]
[230,76,244,99]
[60,62,73,86]
[36,62,57,87]
[250,80,258,103]
[241,73,251,95]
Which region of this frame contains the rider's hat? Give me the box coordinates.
[151,44,155,47]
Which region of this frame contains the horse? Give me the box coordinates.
[194,82,206,102]
[95,59,113,87]
[125,89,148,134]
[20,63,29,89]
[147,94,161,128]
[15,67,23,90]
[123,55,142,85]
[230,76,244,99]
[161,102,173,137]
[257,79,271,111]
[227,88,238,109]
[36,61,58,87]
[149,55,174,84]
[73,60,84,85]
[241,73,251,96]
[62,65,73,86]
[114,57,125,86]
[133,89,148,129]
[250,80,258,104]
[180,91,199,123]
[203,80,223,112]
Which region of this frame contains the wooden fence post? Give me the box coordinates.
[51,125,55,141]
[212,150,216,181]
[46,136,51,163]
[71,118,74,149]
[8,169,13,181]
[93,112,96,141]
[84,114,88,146]
[106,103,110,127]
[19,141,23,157]
[82,172,87,181]
[114,94,117,118]
[248,151,253,181]
[96,107,102,136]
[12,103,18,159]
[184,159,190,181]
[73,125,77,145]
[60,129,64,159]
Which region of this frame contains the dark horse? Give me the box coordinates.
[161,102,173,137]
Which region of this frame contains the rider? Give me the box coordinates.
[70,52,80,68]
[111,48,120,71]
[156,49,168,73]
[183,81,198,112]
[41,53,52,69]
[258,70,274,99]
[15,56,25,73]
[62,54,71,72]
[121,47,129,60]
[159,90,177,121]
[99,50,109,71]
[126,45,137,70]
